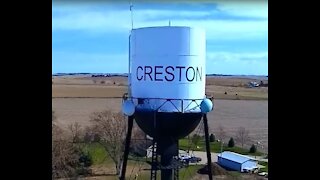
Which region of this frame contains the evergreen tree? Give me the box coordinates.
[210,134,215,142]
[228,137,235,147]
[249,144,257,153]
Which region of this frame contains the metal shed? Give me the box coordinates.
[217,151,258,172]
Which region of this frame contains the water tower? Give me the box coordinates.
[120,26,214,180]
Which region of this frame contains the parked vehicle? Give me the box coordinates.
[178,154,201,163]
[178,154,191,161]
[258,172,268,177]
[189,156,202,163]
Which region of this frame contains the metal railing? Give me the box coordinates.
[122,93,213,113]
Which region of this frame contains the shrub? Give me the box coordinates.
[192,134,201,146]
[76,153,93,177]
[79,152,93,167]
[210,134,215,142]
[249,144,257,153]
[228,137,235,147]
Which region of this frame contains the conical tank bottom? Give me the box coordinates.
[134,111,202,140]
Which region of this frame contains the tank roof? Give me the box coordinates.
[132,26,195,31]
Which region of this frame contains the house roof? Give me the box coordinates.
[217,151,256,164]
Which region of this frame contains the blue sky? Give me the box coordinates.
[52,1,268,75]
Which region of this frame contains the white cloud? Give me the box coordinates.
[52,51,128,73]
[217,1,268,19]
[52,51,127,62]
[52,9,131,33]
[137,19,267,40]
[206,51,268,75]
[52,2,268,40]
[207,51,268,63]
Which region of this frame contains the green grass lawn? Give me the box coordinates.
[228,171,242,178]
[136,164,203,180]
[179,138,264,156]
[179,165,203,180]
[77,142,112,165]
[122,163,202,180]
[258,161,268,172]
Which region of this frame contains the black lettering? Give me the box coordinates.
[186,67,195,82]
[196,67,202,81]
[137,66,143,81]
[154,66,163,81]
[165,66,175,81]
[176,66,185,81]
[144,66,153,81]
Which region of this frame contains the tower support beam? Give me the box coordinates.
[120,115,134,180]
[203,113,213,180]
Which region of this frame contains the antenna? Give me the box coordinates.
[130,0,134,30]
[128,0,134,96]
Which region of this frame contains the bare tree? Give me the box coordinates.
[235,127,250,148]
[216,125,226,142]
[52,115,80,179]
[68,122,82,143]
[90,110,127,175]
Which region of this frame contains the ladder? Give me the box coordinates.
[150,141,158,180]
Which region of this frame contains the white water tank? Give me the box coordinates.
[129,26,206,112]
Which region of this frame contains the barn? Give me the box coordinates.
[217,151,258,172]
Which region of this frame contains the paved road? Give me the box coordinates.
[247,155,268,162]
[189,151,268,165]
[189,151,219,165]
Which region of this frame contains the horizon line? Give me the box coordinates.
[52,72,268,76]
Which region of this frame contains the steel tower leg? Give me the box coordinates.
[173,166,179,180]
[203,113,213,180]
[150,139,158,180]
[173,139,179,180]
[150,111,158,180]
[120,115,134,180]
[159,138,178,180]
